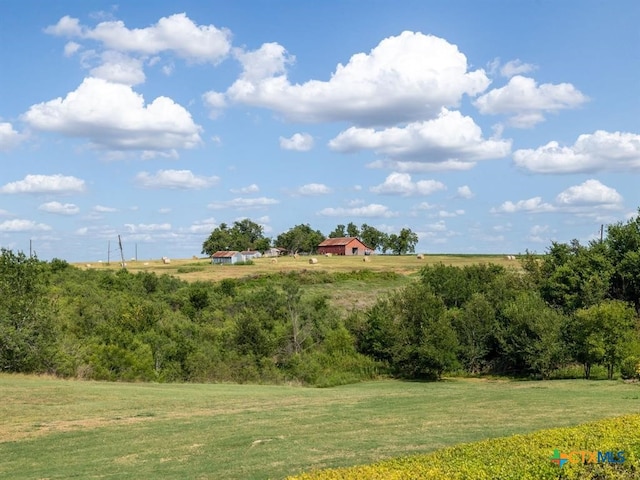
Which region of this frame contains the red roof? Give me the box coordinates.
[212,251,240,258]
[318,237,370,248]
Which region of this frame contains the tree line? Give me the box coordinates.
[1,212,639,384]
[201,219,419,256]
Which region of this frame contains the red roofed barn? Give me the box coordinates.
[317,237,371,256]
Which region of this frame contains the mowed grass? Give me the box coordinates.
[1,375,639,479]
[76,254,522,283]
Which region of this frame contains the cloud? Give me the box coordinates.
[528,224,550,243]
[437,209,465,218]
[93,205,117,212]
[474,75,588,127]
[500,59,537,78]
[124,223,172,233]
[64,41,81,56]
[230,184,259,194]
[317,203,397,218]
[279,133,314,151]
[556,179,623,207]
[513,130,640,173]
[492,180,623,215]
[207,197,279,209]
[38,201,80,215]
[135,169,219,189]
[225,31,490,126]
[296,183,332,196]
[0,219,52,232]
[22,77,202,154]
[186,218,218,234]
[330,108,511,170]
[457,185,474,199]
[0,174,86,194]
[46,13,231,63]
[89,51,145,86]
[491,197,556,214]
[370,173,446,196]
[0,122,25,151]
[202,91,226,118]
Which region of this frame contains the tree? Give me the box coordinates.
[606,211,640,313]
[572,301,638,379]
[201,219,268,256]
[0,249,55,372]
[275,224,325,254]
[385,228,419,255]
[360,224,387,252]
[346,222,360,238]
[328,224,346,238]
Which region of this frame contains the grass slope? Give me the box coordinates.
[1,376,639,479]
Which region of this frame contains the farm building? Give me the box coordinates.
[241,250,262,261]
[317,237,372,256]
[211,251,244,265]
[264,247,286,257]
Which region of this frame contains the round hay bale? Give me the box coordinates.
[162,258,171,264]
[271,258,278,263]
[293,253,299,259]
[309,257,318,264]
[417,254,424,260]
[363,256,370,262]
[324,253,332,257]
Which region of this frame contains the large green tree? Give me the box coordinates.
[275,224,325,254]
[201,219,269,255]
[385,228,419,255]
[360,224,387,252]
[0,249,55,372]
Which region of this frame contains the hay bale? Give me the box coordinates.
[271,258,278,263]
[417,254,424,260]
[192,255,198,260]
[309,258,318,264]
[293,253,299,259]
[162,257,171,264]
[363,256,370,262]
[324,253,332,257]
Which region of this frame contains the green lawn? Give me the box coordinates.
[1,375,638,479]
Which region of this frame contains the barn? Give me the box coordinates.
[317,237,372,256]
[211,251,244,265]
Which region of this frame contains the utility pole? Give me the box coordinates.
[600,224,604,243]
[107,240,110,266]
[118,235,126,269]
[29,239,32,258]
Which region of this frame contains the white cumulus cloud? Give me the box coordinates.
[207,197,279,210]
[279,133,314,151]
[317,204,397,218]
[0,219,52,232]
[230,184,260,194]
[500,59,537,78]
[330,108,511,170]
[556,179,623,207]
[0,122,25,151]
[135,170,219,189]
[491,197,556,214]
[225,31,490,126]
[514,130,640,173]
[0,174,86,194]
[457,185,474,199]
[474,75,588,128]
[22,77,202,154]
[38,201,80,215]
[296,183,332,196]
[46,13,231,63]
[370,173,446,196]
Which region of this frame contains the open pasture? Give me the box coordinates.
[75,253,522,283]
[1,375,638,479]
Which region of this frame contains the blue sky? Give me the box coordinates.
[1,1,639,262]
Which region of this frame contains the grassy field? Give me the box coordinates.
[1,375,638,479]
[75,254,522,283]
